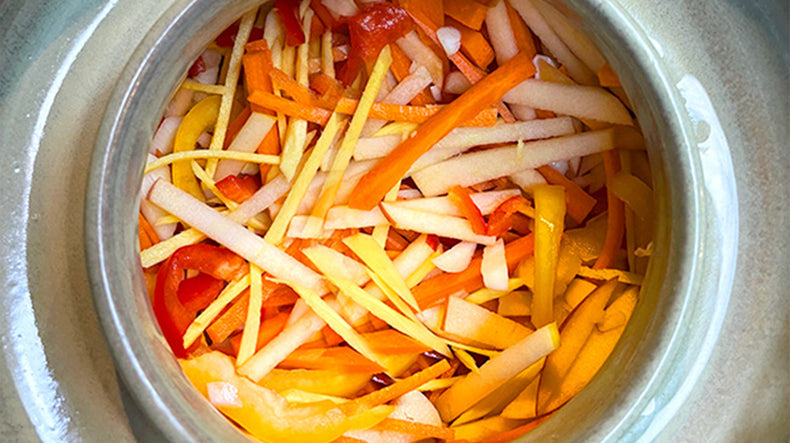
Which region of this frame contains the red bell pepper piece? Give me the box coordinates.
[216,22,240,47]
[215,174,261,203]
[188,56,206,77]
[276,0,306,47]
[153,244,247,357]
[486,195,532,236]
[341,2,412,84]
[177,272,225,312]
[447,185,487,235]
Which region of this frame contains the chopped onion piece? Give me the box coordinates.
[432,241,477,273]
[437,26,462,56]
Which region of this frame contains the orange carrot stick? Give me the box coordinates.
[597,63,621,87]
[247,91,332,125]
[269,67,326,107]
[334,97,497,126]
[243,41,274,95]
[537,165,597,224]
[444,0,489,30]
[413,234,535,309]
[257,124,280,181]
[348,52,535,210]
[399,0,444,29]
[449,18,495,69]
[344,359,452,413]
[230,312,288,355]
[279,346,385,373]
[375,418,455,441]
[206,290,250,343]
[593,150,624,269]
[138,213,159,251]
[362,329,432,354]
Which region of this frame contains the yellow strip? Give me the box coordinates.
[237,264,263,366]
[180,81,229,95]
[453,347,480,373]
[465,278,524,304]
[144,150,279,174]
[418,376,462,391]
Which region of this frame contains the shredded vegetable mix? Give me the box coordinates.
[138,1,653,441]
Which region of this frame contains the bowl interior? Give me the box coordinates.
[86,0,731,441]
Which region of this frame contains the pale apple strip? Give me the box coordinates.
[508,0,596,85]
[481,239,509,291]
[141,176,290,267]
[411,129,615,196]
[147,179,326,292]
[502,79,632,126]
[387,189,522,218]
[529,0,607,73]
[321,30,335,77]
[380,203,497,245]
[303,47,392,236]
[465,278,525,305]
[285,282,388,370]
[182,275,250,348]
[214,112,277,181]
[435,323,560,422]
[265,113,344,244]
[204,10,256,177]
[373,121,417,137]
[301,245,370,286]
[396,31,443,88]
[371,180,400,247]
[285,215,334,240]
[343,233,420,311]
[323,206,389,230]
[509,168,546,194]
[237,309,326,382]
[296,160,376,214]
[432,241,477,273]
[361,65,433,137]
[353,134,402,161]
[443,296,533,350]
[486,0,519,65]
[237,263,265,366]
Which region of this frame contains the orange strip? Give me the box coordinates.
[537,165,597,224]
[247,91,332,125]
[444,0,489,30]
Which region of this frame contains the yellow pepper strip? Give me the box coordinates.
[180,351,393,443]
[172,96,221,200]
[531,184,566,328]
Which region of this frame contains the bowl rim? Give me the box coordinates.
[85,0,739,441]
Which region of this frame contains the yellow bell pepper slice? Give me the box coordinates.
[531,184,566,328]
[172,95,221,201]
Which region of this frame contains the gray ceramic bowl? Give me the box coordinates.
[86,0,739,441]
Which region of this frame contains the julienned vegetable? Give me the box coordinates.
[138,1,653,442]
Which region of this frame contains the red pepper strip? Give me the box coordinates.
[342,2,412,83]
[216,22,240,47]
[177,272,226,312]
[215,174,261,203]
[188,56,206,77]
[486,195,532,236]
[447,185,487,235]
[153,244,247,358]
[275,0,306,47]
[250,26,264,43]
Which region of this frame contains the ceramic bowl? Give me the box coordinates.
[86,0,738,441]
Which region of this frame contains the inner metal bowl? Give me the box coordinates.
[86,0,738,441]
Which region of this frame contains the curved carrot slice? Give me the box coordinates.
[348,51,536,210]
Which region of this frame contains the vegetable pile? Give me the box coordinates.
[137,0,654,441]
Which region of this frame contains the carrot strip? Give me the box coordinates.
[230,312,289,355]
[279,346,385,373]
[334,97,497,126]
[269,67,326,107]
[449,18,495,69]
[322,325,345,346]
[389,44,435,105]
[138,213,159,251]
[247,91,332,125]
[257,124,280,181]
[597,63,621,87]
[344,359,451,413]
[206,290,250,343]
[505,0,538,58]
[348,52,535,210]
[375,418,455,441]
[593,150,625,269]
[413,234,535,309]
[362,329,432,354]
[448,185,487,235]
[243,41,274,95]
[444,0,489,30]
[399,0,444,30]
[479,414,554,443]
[537,165,597,224]
[261,286,300,307]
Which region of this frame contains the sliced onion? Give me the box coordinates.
[436,26,461,56]
[481,239,508,290]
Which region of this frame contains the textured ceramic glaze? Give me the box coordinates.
[1,0,787,442]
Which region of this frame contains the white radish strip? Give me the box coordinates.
[508,0,597,85]
[412,129,615,196]
[193,49,222,85]
[388,189,522,218]
[214,112,277,181]
[149,117,182,155]
[264,9,284,48]
[237,310,326,382]
[196,132,212,148]
[503,79,632,125]
[509,169,547,193]
[361,66,432,137]
[380,203,497,245]
[486,0,519,65]
[229,175,291,223]
[529,0,607,72]
[482,239,509,290]
[147,179,327,292]
[322,0,359,18]
[396,31,444,88]
[437,26,462,56]
[324,206,388,230]
[444,71,472,95]
[432,241,477,273]
[164,88,194,118]
[411,117,578,172]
